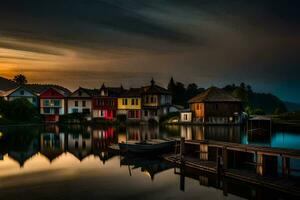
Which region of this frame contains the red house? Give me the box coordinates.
[40,87,68,122]
[92,84,123,120]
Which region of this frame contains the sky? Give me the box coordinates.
[0,0,299,102]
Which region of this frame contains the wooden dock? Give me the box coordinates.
[163,154,300,197]
[185,139,300,159]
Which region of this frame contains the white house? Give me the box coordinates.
[180,109,192,123]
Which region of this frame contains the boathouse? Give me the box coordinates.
[188,87,242,124]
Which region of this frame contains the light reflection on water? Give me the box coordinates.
[0,125,299,200]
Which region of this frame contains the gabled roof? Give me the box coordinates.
[26,84,71,96]
[142,79,171,95]
[96,83,124,97]
[188,87,241,103]
[0,86,37,97]
[69,87,94,97]
[120,88,142,97]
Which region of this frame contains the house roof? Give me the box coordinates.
[0,86,37,97]
[142,79,171,95]
[26,84,71,96]
[188,87,241,103]
[95,83,124,97]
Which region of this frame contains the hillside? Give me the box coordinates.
[285,101,300,112]
[0,77,18,91]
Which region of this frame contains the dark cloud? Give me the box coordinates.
[0,0,299,102]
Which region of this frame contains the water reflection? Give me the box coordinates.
[0,125,299,200]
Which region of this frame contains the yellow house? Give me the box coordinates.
[117,88,142,120]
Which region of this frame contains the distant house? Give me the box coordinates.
[0,86,38,107]
[117,88,142,121]
[92,84,123,120]
[67,87,93,119]
[188,87,242,124]
[180,109,193,123]
[39,87,68,122]
[141,79,172,122]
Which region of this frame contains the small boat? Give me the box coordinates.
[119,139,175,154]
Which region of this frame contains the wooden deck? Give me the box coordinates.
[163,153,300,197]
[185,139,300,159]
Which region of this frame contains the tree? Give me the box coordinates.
[13,74,27,85]
[167,77,176,93]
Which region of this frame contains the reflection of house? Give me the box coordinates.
[188,87,242,124]
[127,126,159,141]
[141,79,172,122]
[1,86,38,107]
[67,87,93,119]
[178,125,241,142]
[121,156,173,181]
[92,84,123,120]
[40,133,65,162]
[67,133,92,161]
[40,88,69,122]
[92,127,118,164]
[117,88,142,121]
[7,139,39,167]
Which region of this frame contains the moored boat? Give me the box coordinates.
[119,139,175,154]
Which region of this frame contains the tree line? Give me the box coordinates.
[167,77,287,114]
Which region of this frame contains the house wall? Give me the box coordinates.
[40,99,65,115]
[117,97,141,110]
[160,94,172,106]
[204,102,242,117]
[7,88,38,107]
[190,103,205,120]
[143,94,159,107]
[180,112,192,122]
[67,99,92,114]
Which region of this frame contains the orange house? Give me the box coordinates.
[188,87,242,124]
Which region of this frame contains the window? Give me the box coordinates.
[20,90,24,95]
[184,114,188,120]
[82,141,86,149]
[54,100,60,107]
[75,141,79,149]
[151,96,154,103]
[75,101,78,107]
[123,99,127,105]
[83,109,90,114]
[144,110,148,117]
[146,96,149,103]
[44,108,51,114]
[72,108,78,113]
[131,99,134,105]
[44,100,50,106]
[78,91,82,96]
[135,99,138,105]
[82,101,86,107]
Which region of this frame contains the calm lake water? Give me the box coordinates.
[0,125,299,200]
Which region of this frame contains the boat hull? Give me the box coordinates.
[119,141,175,154]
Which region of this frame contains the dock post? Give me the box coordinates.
[180,137,185,162]
[222,147,228,171]
[282,157,290,177]
[256,152,265,176]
